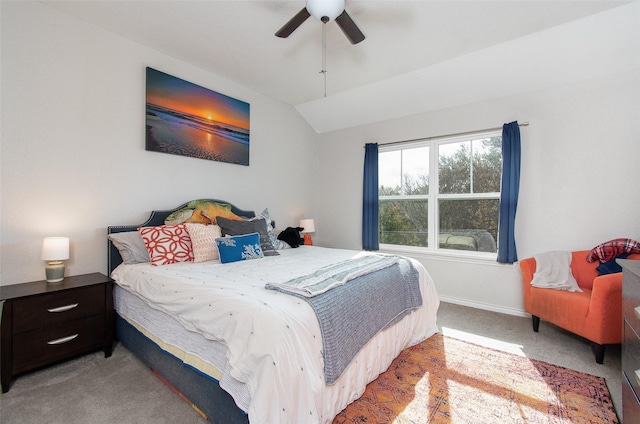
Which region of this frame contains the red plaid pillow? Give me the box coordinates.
[586,238,640,263]
[138,224,194,265]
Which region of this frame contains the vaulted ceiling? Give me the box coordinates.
[42,1,637,132]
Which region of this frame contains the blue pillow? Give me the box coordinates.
[215,232,264,264]
[596,252,629,275]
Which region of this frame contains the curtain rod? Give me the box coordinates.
[374,122,529,148]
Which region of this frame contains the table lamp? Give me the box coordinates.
[41,237,69,283]
[299,219,315,246]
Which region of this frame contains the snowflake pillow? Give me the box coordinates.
[138,224,194,266]
[215,232,264,264]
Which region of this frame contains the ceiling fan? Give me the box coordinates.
[275,0,365,45]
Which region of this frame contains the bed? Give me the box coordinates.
[107,199,440,424]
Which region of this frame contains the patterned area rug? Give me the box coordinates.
[333,333,618,423]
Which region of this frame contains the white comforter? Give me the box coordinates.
[111,246,440,424]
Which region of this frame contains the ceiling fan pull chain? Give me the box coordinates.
[321,22,327,97]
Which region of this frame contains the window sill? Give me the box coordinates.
[379,244,517,267]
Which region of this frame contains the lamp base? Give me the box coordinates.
[303,233,313,246]
[45,261,65,283]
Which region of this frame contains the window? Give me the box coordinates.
[378,131,502,256]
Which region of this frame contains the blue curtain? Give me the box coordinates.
[497,121,521,264]
[362,143,379,251]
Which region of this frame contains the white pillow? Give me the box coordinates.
[185,223,222,262]
[108,231,150,264]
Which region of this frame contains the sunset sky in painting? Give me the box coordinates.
[146,68,249,130]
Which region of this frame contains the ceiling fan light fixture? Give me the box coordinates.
[275,0,364,45]
[306,0,345,22]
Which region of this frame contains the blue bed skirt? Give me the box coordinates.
[115,314,249,424]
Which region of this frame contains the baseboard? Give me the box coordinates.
[438,295,529,318]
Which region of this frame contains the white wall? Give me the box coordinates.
[0,1,317,285]
[2,1,638,318]
[312,70,640,315]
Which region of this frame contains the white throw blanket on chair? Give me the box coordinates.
[530,251,582,292]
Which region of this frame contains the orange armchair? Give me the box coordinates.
[520,250,640,363]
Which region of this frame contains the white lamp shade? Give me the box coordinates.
[299,219,316,234]
[41,237,70,261]
[306,0,345,21]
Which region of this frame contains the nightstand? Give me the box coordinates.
[620,259,640,423]
[0,272,114,393]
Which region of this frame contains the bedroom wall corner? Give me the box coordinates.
[0,1,317,285]
[311,69,640,315]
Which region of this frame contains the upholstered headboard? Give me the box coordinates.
[107,199,255,275]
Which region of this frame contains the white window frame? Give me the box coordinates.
[378,130,502,263]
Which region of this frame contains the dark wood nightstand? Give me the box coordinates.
[0,272,114,393]
[620,259,640,423]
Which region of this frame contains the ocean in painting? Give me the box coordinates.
[146,103,250,166]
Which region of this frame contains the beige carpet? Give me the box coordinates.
[0,302,622,423]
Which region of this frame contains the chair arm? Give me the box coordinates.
[585,272,623,342]
[590,272,623,299]
[519,258,537,313]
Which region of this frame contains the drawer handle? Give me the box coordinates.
[635,306,640,320]
[47,303,79,313]
[47,334,79,345]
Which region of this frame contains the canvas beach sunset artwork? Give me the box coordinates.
[145,67,250,166]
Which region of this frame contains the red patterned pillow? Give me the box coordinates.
[138,224,194,265]
[586,238,640,263]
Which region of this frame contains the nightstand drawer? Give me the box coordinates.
[12,314,105,373]
[13,285,105,333]
[623,381,640,424]
[624,288,640,337]
[623,319,640,400]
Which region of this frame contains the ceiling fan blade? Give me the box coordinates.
[335,10,365,44]
[275,7,311,38]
